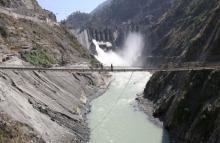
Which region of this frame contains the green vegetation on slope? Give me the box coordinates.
[21,49,55,66]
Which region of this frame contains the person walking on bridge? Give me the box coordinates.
[101,63,104,70]
[111,64,113,72]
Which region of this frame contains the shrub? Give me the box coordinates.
[21,49,55,66]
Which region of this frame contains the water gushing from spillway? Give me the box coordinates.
[93,32,144,66]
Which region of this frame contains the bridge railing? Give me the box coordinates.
[0,61,219,72]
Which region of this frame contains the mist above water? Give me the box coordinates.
[93,39,126,66]
[93,32,144,66]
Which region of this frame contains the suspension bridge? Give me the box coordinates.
[0,62,219,72]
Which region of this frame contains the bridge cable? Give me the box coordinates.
[90,72,134,133]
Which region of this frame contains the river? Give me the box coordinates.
[88,72,170,143]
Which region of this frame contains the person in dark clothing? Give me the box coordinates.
[100,63,104,70]
[111,64,113,72]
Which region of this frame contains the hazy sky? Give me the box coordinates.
[37,0,106,21]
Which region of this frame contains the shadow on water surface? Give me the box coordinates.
[162,129,170,143]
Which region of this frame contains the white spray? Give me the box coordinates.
[121,32,144,66]
[93,32,144,67]
[93,39,126,66]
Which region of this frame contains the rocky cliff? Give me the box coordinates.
[145,0,220,66]
[0,0,107,143]
[143,70,220,143]
[88,0,172,28]
[141,0,220,143]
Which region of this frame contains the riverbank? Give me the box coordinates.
[83,72,112,142]
[136,95,163,128]
[135,91,170,143]
[0,69,111,143]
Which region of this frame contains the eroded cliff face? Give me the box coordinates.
[0,69,109,143]
[143,70,220,143]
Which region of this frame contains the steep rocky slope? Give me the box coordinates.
[140,0,220,143]
[146,0,220,65]
[0,2,96,66]
[64,12,90,30]
[0,0,108,143]
[0,13,92,64]
[0,69,109,143]
[90,0,113,15]
[88,0,171,28]
[0,0,41,9]
[143,70,220,143]
[0,0,56,21]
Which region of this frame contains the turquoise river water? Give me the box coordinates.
[88,72,170,143]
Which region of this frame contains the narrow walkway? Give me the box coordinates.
[0,64,219,72]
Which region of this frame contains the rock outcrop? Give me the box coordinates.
[143,70,220,143]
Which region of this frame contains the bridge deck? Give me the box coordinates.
[0,65,219,72]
